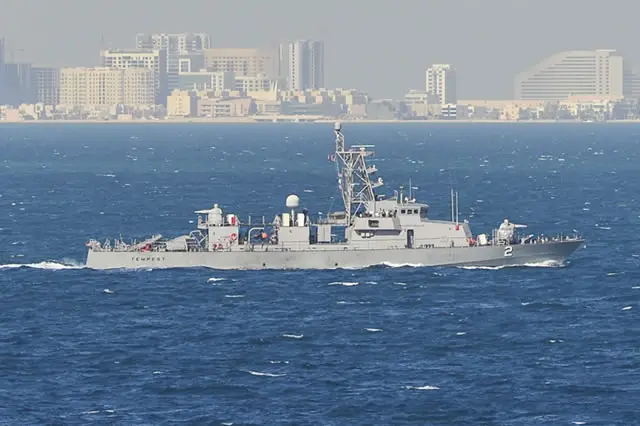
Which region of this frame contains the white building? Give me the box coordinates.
[59,67,155,107]
[514,49,625,100]
[235,74,275,93]
[101,49,167,104]
[425,64,456,105]
[281,40,324,91]
[136,33,210,54]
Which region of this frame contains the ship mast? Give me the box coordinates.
[333,122,382,225]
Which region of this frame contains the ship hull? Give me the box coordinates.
[85,240,582,270]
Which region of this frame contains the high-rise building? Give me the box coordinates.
[282,40,324,90]
[31,67,60,105]
[425,64,456,105]
[0,37,5,104]
[514,50,625,100]
[203,48,278,78]
[101,49,167,104]
[624,66,640,99]
[3,63,34,106]
[59,67,155,107]
[135,33,210,92]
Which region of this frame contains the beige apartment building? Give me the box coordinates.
[59,67,155,107]
[166,89,197,116]
[515,49,625,100]
[203,48,278,78]
[101,49,167,103]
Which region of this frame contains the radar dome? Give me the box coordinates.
[286,194,300,209]
[209,203,223,226]
[334,121,342,131]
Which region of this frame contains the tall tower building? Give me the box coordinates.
[514,50,625,100]
[135,33,210,92]
[283,40,325,90]
[31,67,60,105]
[425,64,456,105]
[0,37,5,104]
[3,63,34,106]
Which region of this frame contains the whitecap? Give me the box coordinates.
[365,328,382,332]
[622,306,632,310]
[328,281,359,286]
[244,370,286,377]
[456,332,466,336]
[208,277,225,282]
[224,295,244,298]
[282,334,303,339]
[405,385,440,390]
[103,289,113,294]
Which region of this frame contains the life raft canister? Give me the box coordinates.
[230,233,237,241]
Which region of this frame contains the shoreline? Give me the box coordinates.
[1,118,640,125]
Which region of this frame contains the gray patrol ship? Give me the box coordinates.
[85,122,583,270]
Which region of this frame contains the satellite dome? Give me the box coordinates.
[334,121,342,131]
[286,194,300,209]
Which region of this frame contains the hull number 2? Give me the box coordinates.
[504,246,513,257]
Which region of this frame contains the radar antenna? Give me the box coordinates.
[333,122,382,225]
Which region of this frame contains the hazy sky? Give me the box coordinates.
[1,0,638,99]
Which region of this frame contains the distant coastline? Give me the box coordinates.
[2,118,640,125]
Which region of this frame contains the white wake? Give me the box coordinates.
[0,261,85,270]
[459,260,564,270]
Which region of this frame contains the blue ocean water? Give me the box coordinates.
[0,122,638,425]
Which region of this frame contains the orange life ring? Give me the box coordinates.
[230,233,237,241]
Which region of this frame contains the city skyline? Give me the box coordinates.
[2,0,640,99]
